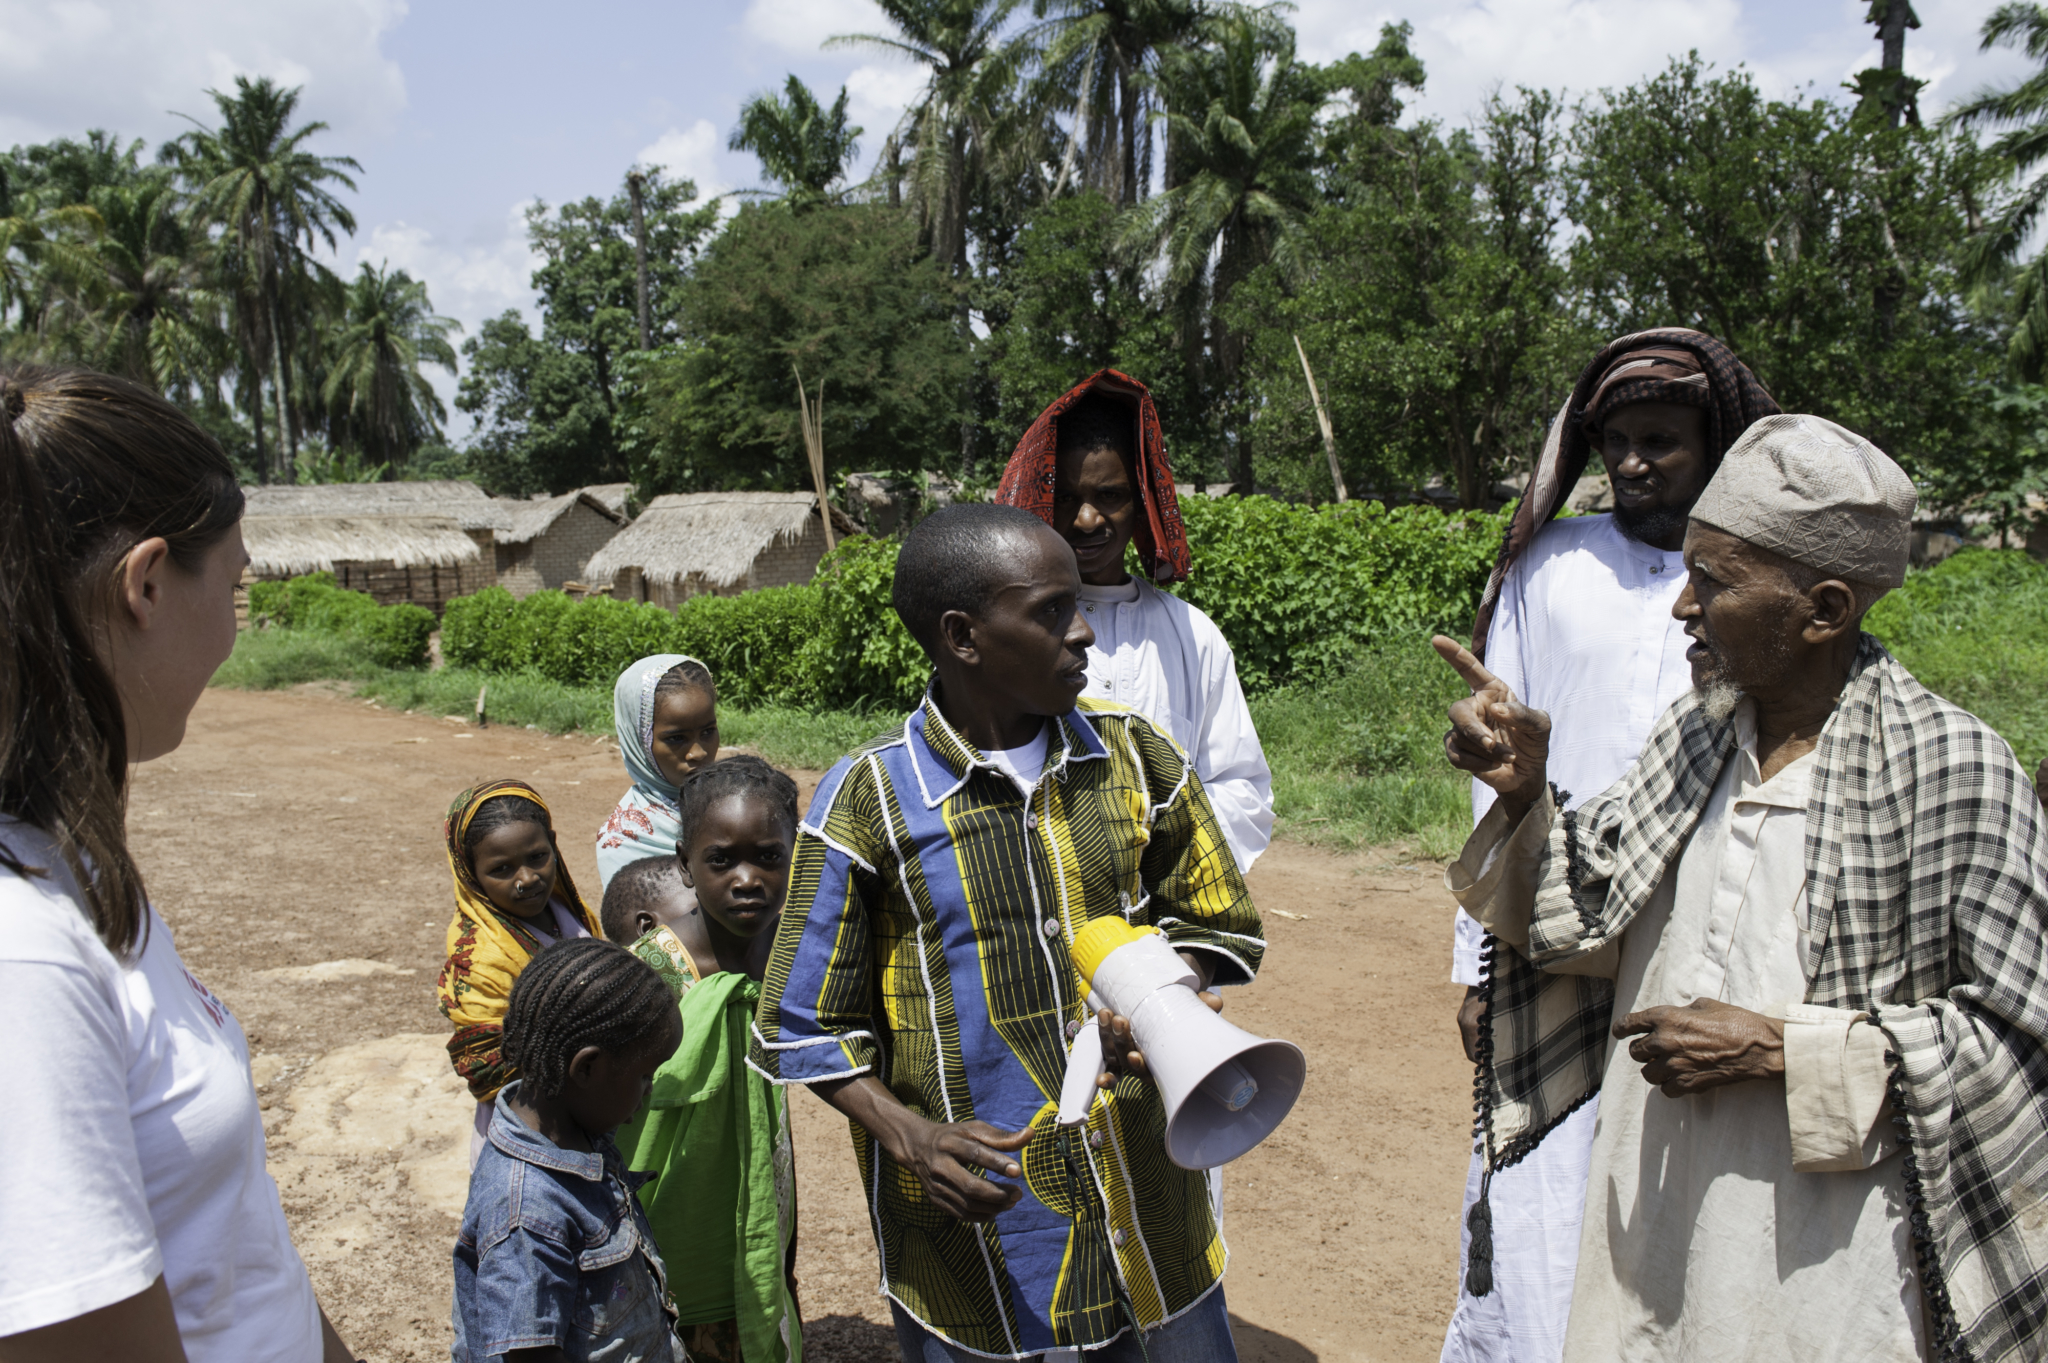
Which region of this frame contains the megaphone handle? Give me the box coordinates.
[1057,1012,1104,1125]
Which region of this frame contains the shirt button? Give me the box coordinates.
[1042,918,1061,939]
[1066,1019,1081,1039]
[1087,1129,1105,1149]
[1110,1228,1128,1247]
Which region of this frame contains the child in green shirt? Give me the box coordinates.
[604,756,801,1363]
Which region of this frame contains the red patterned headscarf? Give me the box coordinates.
[994,369,1192,584]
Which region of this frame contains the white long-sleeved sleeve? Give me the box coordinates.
[1781,1004,1897,1172]
[1193,639,1274,875]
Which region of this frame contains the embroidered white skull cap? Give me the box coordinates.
[1690,413,1917,588]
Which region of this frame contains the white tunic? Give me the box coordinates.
[1076,577,1274,874]
[1445,514,1691,1363]
[1460,705,1920,1362]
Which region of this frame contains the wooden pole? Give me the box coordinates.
[627,172,652,351]
[1294,334,1348,502]
[795,367,836,552]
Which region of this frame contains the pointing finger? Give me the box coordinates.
[1431,635,1504,696]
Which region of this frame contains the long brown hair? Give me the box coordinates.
[0,364,244,954]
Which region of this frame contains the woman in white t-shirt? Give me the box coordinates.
[0,365,355,1363]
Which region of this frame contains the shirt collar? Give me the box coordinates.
[907,682,1109,809]
[487,1083,617,1183]
[1731,698,1817,810]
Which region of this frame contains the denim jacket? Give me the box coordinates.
[452,1085,684,1363]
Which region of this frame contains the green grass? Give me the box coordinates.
[1251,639,1472,858]
[212,627,898,774]
[1865,548,2048,771]
[218,548,2048,863]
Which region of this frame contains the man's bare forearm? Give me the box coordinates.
[813,1074,923,1159]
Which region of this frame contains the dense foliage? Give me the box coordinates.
[10,6,2048,533]
[245,571,436,668]
[426,495,1508,705]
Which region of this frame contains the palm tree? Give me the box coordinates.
[730,75,864,204]
[71,171,228,396]
[0,166,102,343]
[321,262,459,470]
[1945,3,2048,376]
[1130,8,1318,489]
[1020,0,1203,205]
[164,76,360,482]
[830,0,1031,274]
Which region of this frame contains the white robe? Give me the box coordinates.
[1459,704,1921,1362]
[1445,514,1692,1363]
[1076,577,1274,874]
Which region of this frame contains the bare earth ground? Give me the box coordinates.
[128,687,1471,1363]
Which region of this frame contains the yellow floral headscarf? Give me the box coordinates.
[435,779,601,1101]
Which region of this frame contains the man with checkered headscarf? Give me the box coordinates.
[1435,416,2048,1363]
[1444,330,1779,1363]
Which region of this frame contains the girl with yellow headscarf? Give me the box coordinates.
[436,779,603,1162]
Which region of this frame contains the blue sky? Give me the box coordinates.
[0,0,2035,430]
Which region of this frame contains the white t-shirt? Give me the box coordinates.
[985,724,1051,799]
[0,817,322,1360]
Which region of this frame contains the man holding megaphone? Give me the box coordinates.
[750,504,1297,1363]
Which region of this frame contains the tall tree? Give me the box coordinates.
[625,202,972,493]
[1945,3,2048,379]
[321,261,459,470]
[832,0,1031,275]
[1576,57,2002,497]
[1132,7,1319,491]
[163,76,359,483]
[456,170,716,494]
[730,76,864,204]
[1021,0,1201,205]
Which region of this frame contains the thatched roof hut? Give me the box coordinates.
[585,491,860,609]
[240,480,500,610]
[491,488,630,597]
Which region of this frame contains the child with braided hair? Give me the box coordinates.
[453,937,685,1363]
[605,756,805,1363]
[438,781,604,1165]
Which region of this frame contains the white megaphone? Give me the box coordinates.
[1055,918,1306,1170]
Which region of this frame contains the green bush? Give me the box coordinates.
[799,536,927,710]
[1173,497,1510,694]
[674,585,825,709]
[245,572,434,668]
[441,585,522,671]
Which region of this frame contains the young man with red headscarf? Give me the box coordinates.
[995,370,1274,874]
[1441,330,1780,1363]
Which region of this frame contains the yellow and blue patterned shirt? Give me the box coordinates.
[748,693,1264,1357]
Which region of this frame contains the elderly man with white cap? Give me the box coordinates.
[1433,415,2048,1363]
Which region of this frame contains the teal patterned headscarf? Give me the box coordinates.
[596,654,712,888]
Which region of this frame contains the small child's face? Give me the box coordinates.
[469,821,558,920]
[563,1009,681,1135]
[650,686,720,787]
[679,794,793,940]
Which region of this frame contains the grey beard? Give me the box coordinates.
[1695,676,1743,722]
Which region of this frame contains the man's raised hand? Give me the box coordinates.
[1431,635,1552,817]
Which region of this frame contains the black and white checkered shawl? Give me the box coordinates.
[1471,635,2048,1363]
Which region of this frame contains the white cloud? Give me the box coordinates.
[637,120,737,206]
[346,202,541,436]
[353,204,541,334]
[0,0,408,148]
[846,61,927,139]
[741,0,882,55]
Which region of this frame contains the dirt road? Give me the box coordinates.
[128,687,1472,1363]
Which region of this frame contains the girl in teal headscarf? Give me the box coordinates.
[596,653,719,889]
